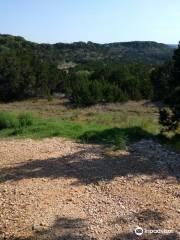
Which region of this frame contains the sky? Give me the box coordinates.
[0,0,180,44]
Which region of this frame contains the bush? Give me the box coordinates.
[159,107,179,132]
[0,112,18,130]
[18,113,34,128]
[114,133,128,150]
[152,43,180,132]
[67,64,153,106]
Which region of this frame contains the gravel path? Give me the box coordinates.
[0,138,179,240]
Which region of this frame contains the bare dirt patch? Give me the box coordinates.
[0,138,179,240]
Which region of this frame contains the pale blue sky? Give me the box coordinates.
[0,0,179,44]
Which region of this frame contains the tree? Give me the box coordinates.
[0,49,61,101]
[151,61,173,102]
[154,43,180,131]
[68,71,92,106]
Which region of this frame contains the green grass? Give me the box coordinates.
[0,111,106,139]
[0,112,18,129]
[0,111,156,150]
[18,112,34,128]
[0,100,179,151]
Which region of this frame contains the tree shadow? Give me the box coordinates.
[0,133,179,184]
[80,127,154,146]
[10,217,96,240]
[133,210,166,225]
[112,209,179,240]
[142,100,164,109]
[158,133,180,152]
[112,232,179,240]
[114,210,166,226]
[4,215,179,240]
[6,212,179,240]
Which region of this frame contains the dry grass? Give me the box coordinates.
[0,99,179,150]
[0,99,160,127]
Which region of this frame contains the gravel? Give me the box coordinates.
[0,138,179,240]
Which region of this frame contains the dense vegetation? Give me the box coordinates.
[151,42,180,131]
[0,49,60,101]
[0,34,158,104]
[0,48,153,104]
[0,34,179,132]
[65,64,153,106]
[0,34,173,65]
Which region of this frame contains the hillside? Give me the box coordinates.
[0,34,174,65]
[168,44,178,48]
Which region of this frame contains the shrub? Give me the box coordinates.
[159,107,179,132]
[0,112,18,130]
[114,133,128,150]
[152,43,180,132]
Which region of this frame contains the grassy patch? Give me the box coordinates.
[0,111,106,139]
[18,112,34,128]
[0,100,179,150]
[80,127,154,146]
[0,112,18,129]
[0,111,156,150]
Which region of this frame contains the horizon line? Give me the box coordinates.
[0,33,178,46]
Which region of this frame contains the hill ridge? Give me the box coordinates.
[0,33,174,65]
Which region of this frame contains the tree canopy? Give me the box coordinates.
[151,43,180,131]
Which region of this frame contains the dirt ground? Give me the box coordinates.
[0,138,179,240]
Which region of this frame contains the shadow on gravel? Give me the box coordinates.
[9,215,179,240]
[159,133,180,152]
[0,137,179,184]
[132,210,166,225]
[11,217,96,240]
[111,209,179,240]
[112,232,179,240]
[114,210,167,226]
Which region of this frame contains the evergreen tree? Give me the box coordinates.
[152,43,180,131]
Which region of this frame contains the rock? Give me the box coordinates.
[176,209,180,214]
